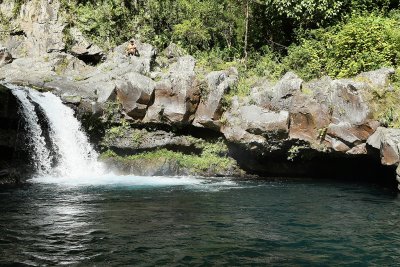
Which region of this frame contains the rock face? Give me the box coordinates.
[69,27,104,64]
[193,68,238,130]
[357,68,395,88]
[0,0,399,186]
[367,127,400,166]
[116,73,155,119]
[0,85,28,184]
[103,128,199,152]
[144,56,200,124]
[1,0,66,58]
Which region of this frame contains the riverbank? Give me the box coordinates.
[0,0,400,187]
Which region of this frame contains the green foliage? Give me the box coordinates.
[287,145,309,161]
[101,139,236,174]
[173,18,210,53]
[325,14,398,78]
[54,57,70,75]
[100,149,118,159]
[61,0,134,49]
[283,13,400,80]
[102,101,122,125]
[284,38,327,80]
[263,0,344,27]
[250,47,285,81]
[369,80,400,128]
[55,0,399,82]
[131,129,145,146]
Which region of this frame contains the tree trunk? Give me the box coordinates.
[244,0,249,69]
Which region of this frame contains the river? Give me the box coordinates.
[1,177,399,266]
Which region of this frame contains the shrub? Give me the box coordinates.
[284,13,400,80]
[283,39,327,80]
[325,14,399,78]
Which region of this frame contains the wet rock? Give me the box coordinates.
[102,157,181,176]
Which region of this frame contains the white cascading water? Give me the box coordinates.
[7,84,233,189]
[11,88,53,175]
[8,84,104,178]
[27,88,105,178]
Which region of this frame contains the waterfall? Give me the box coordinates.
[11,89,53,175]
[9,84,104,178]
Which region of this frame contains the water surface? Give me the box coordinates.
[0,177,399,266]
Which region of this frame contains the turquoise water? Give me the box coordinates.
[0,177,399,266]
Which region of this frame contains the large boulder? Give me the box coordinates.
[221,96,289,147]
[326,79,378,151]
[144,56,200,124]
[257,72,303,110]
[115,72,155,119]
[193,68,238,130]
[367,127,400,166]
[289,93,332,146]
[69,27,104,64]
[111,40,157,75]
[357,67,395,88]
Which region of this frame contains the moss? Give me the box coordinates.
[367,78,400,128]
[62,26,75,52]
[131,129,145,146]
[302,87,313,95]
[55,57,70,75]
[101,139,237,174]
[74,75,86,81]
[43,77,54,83]
[102,119,130,145]
[101,101,122,125]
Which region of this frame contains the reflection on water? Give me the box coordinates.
[0,178,400,266]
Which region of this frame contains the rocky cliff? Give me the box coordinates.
[1,0,400,187]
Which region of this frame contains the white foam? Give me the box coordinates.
[27,88,105,178]
[31,174,206,187]
[11,88,53,174]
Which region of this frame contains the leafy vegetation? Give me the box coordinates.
[100,139,237,174]
[3,0,399,128]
